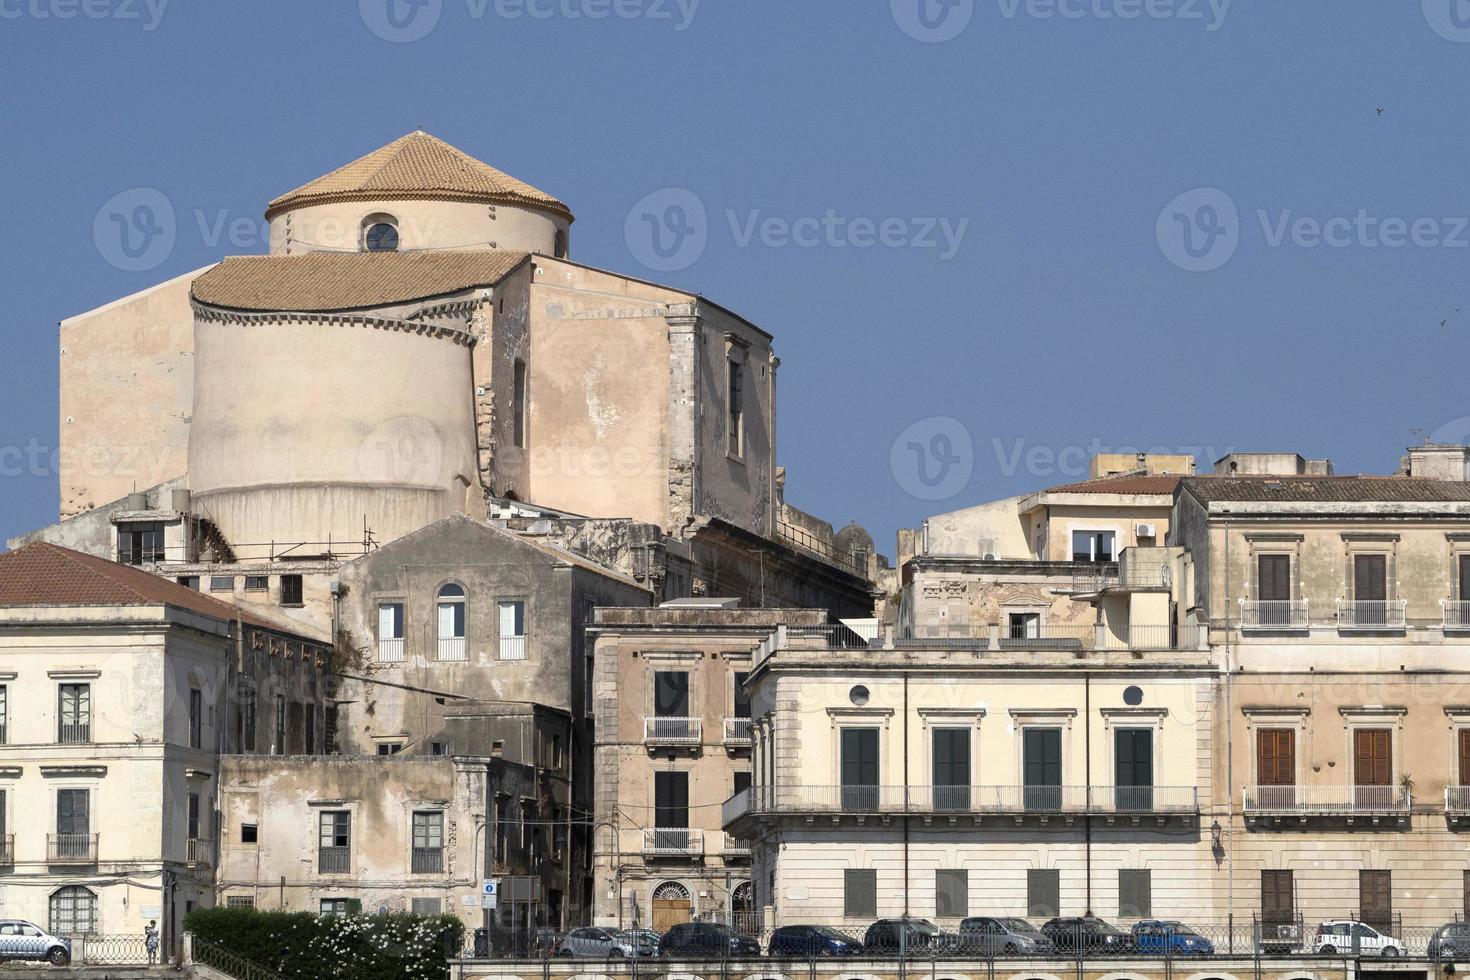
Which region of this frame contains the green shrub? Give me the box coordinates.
[185,905,464,980]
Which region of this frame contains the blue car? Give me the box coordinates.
[1131,921,1215,956]
[767,925,864,957]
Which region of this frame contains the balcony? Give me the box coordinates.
[376,637,404,663]
[411,847,444,874]
[57,722,91,745]
[1239,599,1310,631]
[723,717,753,748]
[1069,561,1171,594]
[186,837,215,867]
[643,716,701,748]
[1243,784,1411,822]
[1447,786,1470,822]
[720,832,751,858]
[642,828,703,857]
[894,623,1206,653]
[0,834,12,864]
[723,784,1198,823]
[49,833,98,864]
[436,637,467,662]
[318,846,351,874]
[498,635,527,661]
[1445,600,1470,632]
[1336,599,1407,631]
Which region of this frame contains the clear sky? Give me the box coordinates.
[3,0,1469,558]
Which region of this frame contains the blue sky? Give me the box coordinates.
[3,0,1469,557]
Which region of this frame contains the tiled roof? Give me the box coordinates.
[191,250,529,313]
[1044,474,1185,496]
[265,131,573,221]
[1182,476,1470,503]
[0,543,305,634]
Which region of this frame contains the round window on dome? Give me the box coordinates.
[364,221,400,252]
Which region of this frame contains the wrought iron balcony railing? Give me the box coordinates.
[49,833,98,863]
[1243,784,1411,816]
[318,846,351,874]
[411,847,444,874]
[643,717,701,746]
[722,784,1199,822]
[1336,599,1407,630]
[723,717,753,746]
[641,828,703,856]
[1239,599,1310,631]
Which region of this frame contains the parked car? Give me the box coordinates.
[556,926,655,958]
[659,922,761,958]
[618,928,662,956]
[1041,916,1132,954]
[767,925,864,957]
[955,917,1054,955]
[863,917,942,955]
[1428,923,1470,960]
[0,920,71,966]
[1313,920,1403,957]
[1130,920,1215,957]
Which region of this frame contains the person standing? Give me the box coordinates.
[144,921,159,965]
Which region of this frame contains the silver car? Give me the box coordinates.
[956,917,1054,955]
[556,927,654,958]
[0,920,72,966]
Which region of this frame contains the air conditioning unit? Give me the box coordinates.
[1136,523,1157,538]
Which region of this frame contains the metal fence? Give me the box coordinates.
[65,934,154,965]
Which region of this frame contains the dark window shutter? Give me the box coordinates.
[936,870,968,918]
[1259,554,1291,601]
[845,869,877,918]
[1027,869,1060,918]
[1119,870,1151,918]
[1354,555,1387,602]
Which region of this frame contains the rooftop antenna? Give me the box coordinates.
[1409,426,1427,445]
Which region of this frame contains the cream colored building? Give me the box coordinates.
[0,543,328,954]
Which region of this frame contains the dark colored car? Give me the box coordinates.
[767,925,864,957]
[863,917,942,955]
[1429,923,1470,960]
[1130,920,1215,957]
[659,922,761,958]
[955,917,1054,955]
[1041,916,1133,954]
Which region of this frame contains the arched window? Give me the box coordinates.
[49,886,97,936]
[436,584,466,661]
[512,359,527,448]
[553,229,568,259]
[361,213,400,253]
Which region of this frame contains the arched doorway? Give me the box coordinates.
[730,880,757,935]
[651,881,692,933]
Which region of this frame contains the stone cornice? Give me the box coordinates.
[192,301,476,346]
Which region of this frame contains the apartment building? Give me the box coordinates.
[589,604,829,931]
[1174,465,1470,935]
[0,543,328,952]
[724,624,1216,931]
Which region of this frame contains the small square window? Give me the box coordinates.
[240,824,258,844]
[210,576,235,592]
[226,896,255,909]
[377,743,404,756]
[280,575,304,606]
[244,576,269,593]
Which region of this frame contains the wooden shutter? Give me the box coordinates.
[1354,729,1391,786]
[1459,730,1470,785]
[1359,870,1391,932]
[936,869,968,918]
[845,869,877,918]
[1354,555,1387,602]
[1461,556,1470,602]
[1027,869,1060,918]
[1119,869,1152,918]
[1261,870,1294,923]
[1259,555,1291,601]
[1257,729,1295,786]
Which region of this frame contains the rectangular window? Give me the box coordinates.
[117,522,166,565]
[58,684,91,743]
[377,742,404,756]
[654,771,690,829]
[840,727,880,811]
[513,359,527,448]
[177,575,200,590]
[189,688,203,749]
[1071,530,1116,563]
[305,708,316,755]
[733,771,752,796]
[274,695,286,755]
[1007,612,1040,639]
[0,788,6,839]
[431,741,447,756]
[1119,869,1152,918]
[1461,554,1470,602]
[1460,729,1470,786]
[936,869,968,918]
[1353,554,1388,602]
[1023,728,1063,811]
[226,896,255,909]
[187,792,201,840]
[57,788,89,835]
[1257,728,1295,785]
[498,600,527,660]
[412,811,445,874]
[1360,870,1392,935]
[844,869,877,918]
[932,728,972,810]
[1258,554,1292,601]
[0,684,7,744]
[240,823,258,844]
[319,811,351,873]
[280,574,304,606]
[209,575,235,592]
[1114,728,1154,811]
[239,685,257,753]
[324,706,338,754]
[244,575,268,592]
[653,671,690,716]
[1354,728,1393,808]
[727,359,745,457]
[1027,869,1060,918]
[377,602,405,662]
[733,671,751,718]
[1261,870,1294,926]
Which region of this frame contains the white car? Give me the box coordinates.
[0,920,72,966]
[1313,920,1402,957]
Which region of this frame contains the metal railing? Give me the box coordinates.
[1336,599,1407,630]
[1447,785,1470,813]
[1243,784,1411,815]
[318,845,350,873]
[641,827,703,856]
[376,637,404,663]
[721,832,751,856]
[725,784,1201,820]
[66,934,153,965]
[894,623,1206,652]
[1445,600,1470,631]
[57,722,91,744]
[1239,599,1310,630]
[774,519,867,577]
[724,717,753,745]
[0,833,12,864]
[498,634,528,661]
[192,937,288,980]
[412,846,445,873]
[643,716,702,745]
[436,636,467,662]
[186,837,214,866]
[1070,563,1170,592]
[785,624,876,649]
[48,833,98,863]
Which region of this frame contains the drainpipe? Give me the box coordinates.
[1085,674,1092,916]
[1224,515,1235,924]
[903,670,910,919]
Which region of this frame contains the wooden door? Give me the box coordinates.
[1261,870,1294,927]
[1258,555,1292,625]
[1354,729,1392,809]
[1257,729,1295,807]
[652,900,688,933]
[1359,870,1392,935]
[1354,555,1388,625]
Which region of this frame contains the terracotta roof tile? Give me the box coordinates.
[1044,474,1184,495]
[1182,476,1470,503]
[191,250,529,312]
[0,543,313,635]
[265,131,573,221]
